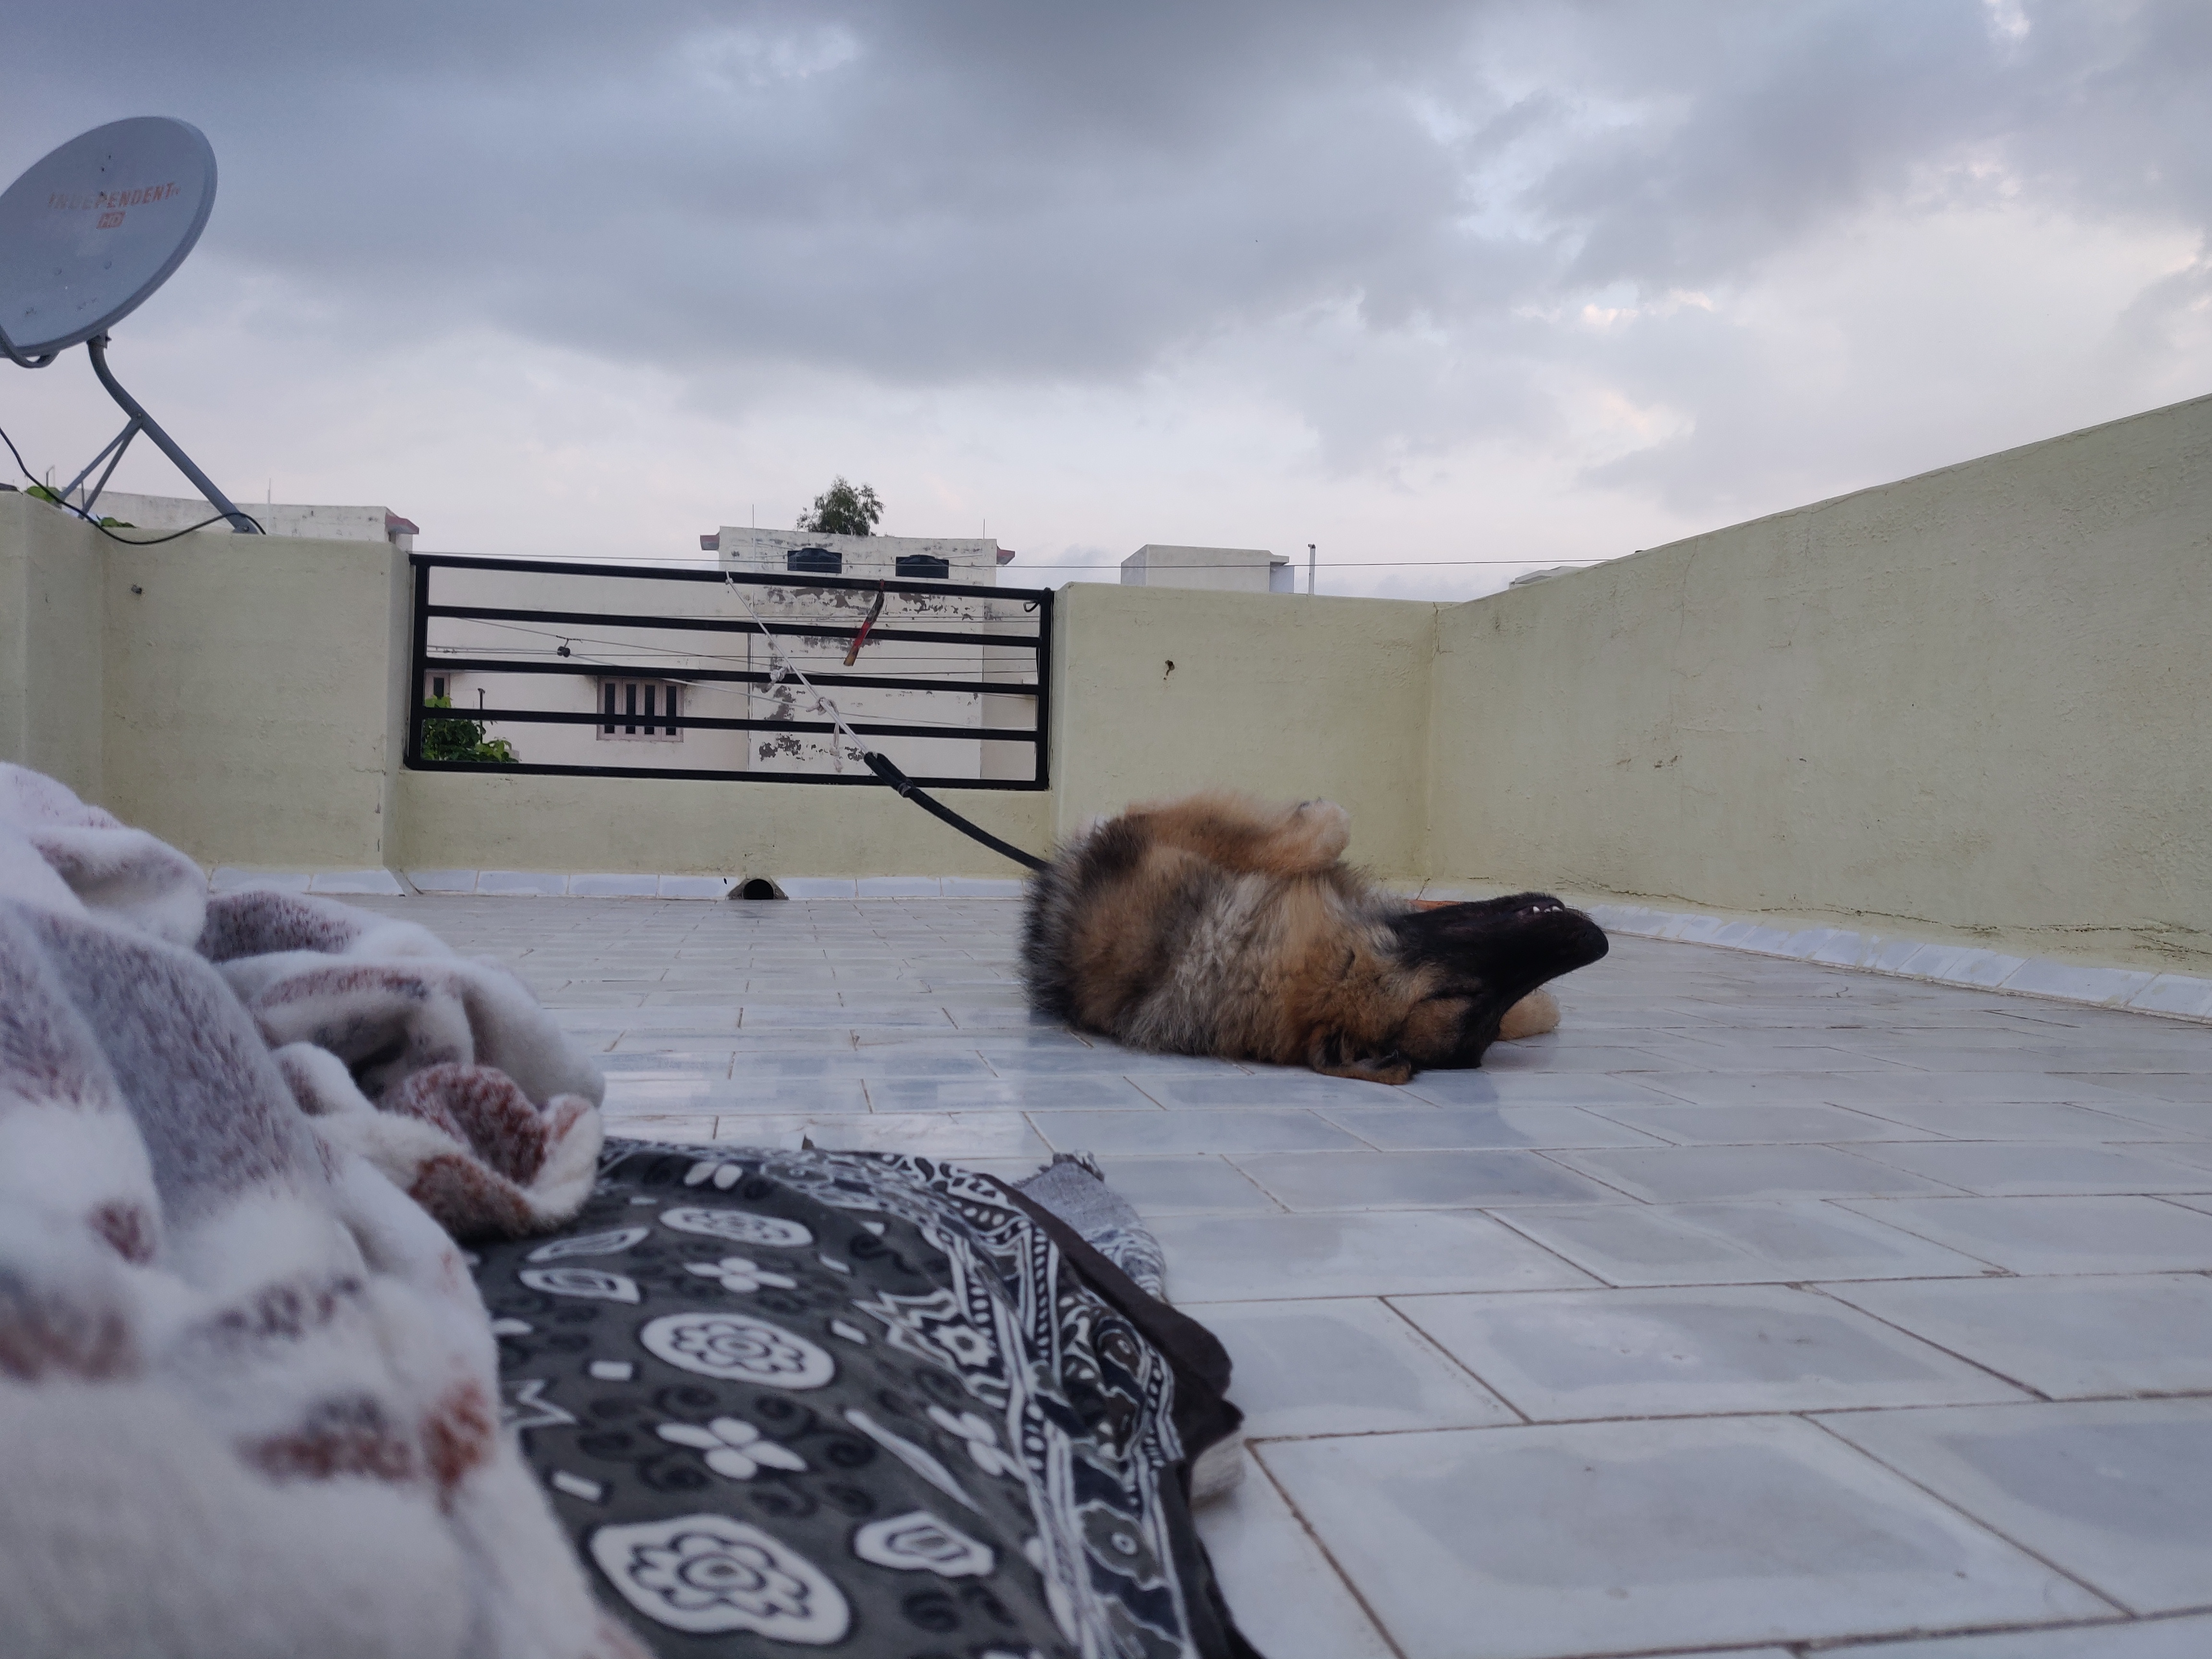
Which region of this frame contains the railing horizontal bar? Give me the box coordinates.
[407,757,1046,790]
[418,657,1039,698]
[425,708,1041,742]
[426,603,1035,651]
[413,551,1046,606]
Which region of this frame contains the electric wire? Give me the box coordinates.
[0,417,265,542]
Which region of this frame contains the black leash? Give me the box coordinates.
[862,752,1049,873]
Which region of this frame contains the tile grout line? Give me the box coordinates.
[1794,1409,2137,1620]
[1240,1442,1413,1659]
[1370,1294,1536,1427]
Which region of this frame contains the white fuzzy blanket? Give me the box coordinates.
[0,765,646,1659]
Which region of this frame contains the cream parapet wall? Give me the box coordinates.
[2,385,2207,976]
[1426,390,2212,976]
[1046,582,1440,881]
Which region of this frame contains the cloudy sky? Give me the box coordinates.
[5,0,2208,598]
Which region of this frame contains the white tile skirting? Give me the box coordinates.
[208,867,408,897]
[1441,892,2212,1024]
[207,868,1029,902]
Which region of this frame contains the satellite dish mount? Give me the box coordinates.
[0,117,260,533]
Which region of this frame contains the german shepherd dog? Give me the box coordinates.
[1021,793,1608,1083]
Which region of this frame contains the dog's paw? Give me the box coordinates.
[1496,988,1560,1041]
[1288,798,1351,866]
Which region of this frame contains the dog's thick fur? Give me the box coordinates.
[1021,792,1608,1084]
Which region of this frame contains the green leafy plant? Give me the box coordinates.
[796,476,883,537]
[421,694,518,764]
[18,485,131,525]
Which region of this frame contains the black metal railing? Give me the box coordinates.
[406,553,1052,789]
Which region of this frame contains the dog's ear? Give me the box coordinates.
[1305,1030,1413,1086]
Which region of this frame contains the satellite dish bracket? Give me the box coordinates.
[75,333,260,532]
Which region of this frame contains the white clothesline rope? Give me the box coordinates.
[722,572,866,773]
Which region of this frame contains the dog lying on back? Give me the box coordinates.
[1021,792,1608,1083]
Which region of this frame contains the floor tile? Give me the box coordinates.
[636,1074,871,1109]
[1825,1614,2212,1657]
[1191,1449,1397,1659]
[1229,1149,1630,1211]
[1822,1274,2212,1399]
[2063,1074,2212,1105]
[2139,1141,2212,1173]
[1634,1039,1920,1074]
[742,1004,950,1028]
[1476,1043,1681,1073]
[1133,1071,1410,1108]
[601,1115,721,1144]
[1148,1211,1599,1301]
[1183,1298,1519,1436]
[1028,1108,1367,1156]
[1582,1102,1940,1144]
[597,1076,727,1109]
[1845,1142,2212,1196]
[1842,1100,2188,1142]
[2092,1100,2212,1136]
[971,1044,1217,1073]
[1401,1070,1684,1108]
[1819,1399,2212,1614]
[1487,1201,2003,1286]
[1393,1285,2025,1419]
[1626,1070,1905,1107]
[732,1052,997,1080]
[714,1111,1048,1160]
[1318,1104,1672,1150]
[862,1075,1158,1111]
[1261,1416,2109,1659]
[1547,1144,1964,1202]
[712,1081,876,1115]
[1092,1155,1282,1216]
[1640,1071,2148,1108]
[1835,1197,2212,1274]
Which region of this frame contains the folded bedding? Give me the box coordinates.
[0,764,1258,1659]
[475,1142,1254,1658]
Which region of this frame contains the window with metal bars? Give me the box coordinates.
[599,680,683,741]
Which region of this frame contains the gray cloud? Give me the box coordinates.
[6,1,2210,528]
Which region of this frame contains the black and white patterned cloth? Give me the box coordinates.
[473,1140,1255,1659]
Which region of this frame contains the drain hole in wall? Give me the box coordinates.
[736,878,784,901]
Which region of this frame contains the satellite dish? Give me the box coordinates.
[0,117,216,359]
[0,118,257,532]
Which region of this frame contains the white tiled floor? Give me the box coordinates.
[356,894,2212,1659]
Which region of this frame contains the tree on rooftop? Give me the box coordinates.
[421,695,518,764]
[796,477,883,537]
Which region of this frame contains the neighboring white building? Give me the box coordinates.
[1120,543,1293,592]
[699,529,1034,781]
[80,490,419,552]
[707,526,1014,584]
